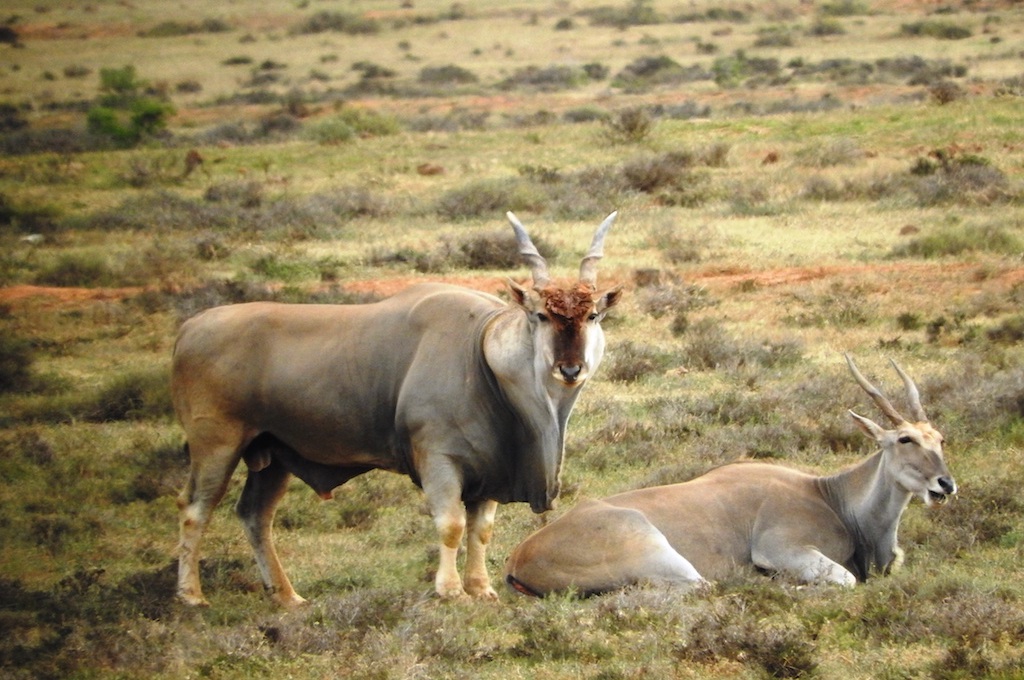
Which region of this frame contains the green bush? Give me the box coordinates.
[0,329,35,393]
[602,107,655,143]
[455,230,556,270]
[892,223,1022,258]
[900,20,972,40]
[434,178,540,221]
[34,253,117,288]
[292,11,380,35]
[581,0,663,28]
[819,0,870,16]
[807,17,845,36]
[87,66,174,147]
[418,64,478,85]
[84,370,174,422]
[755,25,795,47]
[303,116,355,145]
[139,18,231,37]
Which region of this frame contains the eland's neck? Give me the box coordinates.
[818,450,912,579]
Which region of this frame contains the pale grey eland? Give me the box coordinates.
[172,212,622,606]
[504,354,956,596]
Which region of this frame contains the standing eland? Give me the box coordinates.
[172,212,622,606]
[504,354,956,596]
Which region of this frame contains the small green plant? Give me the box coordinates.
[303,116,355,144]
[86,66,174,148]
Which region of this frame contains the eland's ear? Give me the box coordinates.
[507,278,540,313]
[596,284,624,314]
[850,410,886,441]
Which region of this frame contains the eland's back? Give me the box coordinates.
[602,462,851,581]
[172,284,502,470]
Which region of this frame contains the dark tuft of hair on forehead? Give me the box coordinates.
[541,284,594,322]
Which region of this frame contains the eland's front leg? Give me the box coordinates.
[752,544,857,587]
[465,500,499,600]
[421,462,469,599]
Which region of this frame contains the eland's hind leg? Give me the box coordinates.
[505,500,704,596]
[176,426,245,606]
[236,452,306,607]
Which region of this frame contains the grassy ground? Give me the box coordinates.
[2,1,1024,678]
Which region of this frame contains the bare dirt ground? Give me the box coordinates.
[5,262,1020,311]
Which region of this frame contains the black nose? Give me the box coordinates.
[559,365,582,382]
[938,477,957,495]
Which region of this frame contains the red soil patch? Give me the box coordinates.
[3,263,1022,311]
[0,284,143,309]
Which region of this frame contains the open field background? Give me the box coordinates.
[2,0,1024,678]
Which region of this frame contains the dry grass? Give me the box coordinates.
[2,0,1024,678]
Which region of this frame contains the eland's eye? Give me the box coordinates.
[898,435,914,444]
[536,312,549,322]
[588,313,599,322]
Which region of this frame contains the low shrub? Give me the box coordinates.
[302,116,355,144]
[602,106,655,143]
[929,79,966,104]
[499,65,590,92]
[434,178,540,221]
[784,283,873,328]
[795,137,865,167]
[612,55,710,91]
[900,20,972,40]
[755,25,795,47]
[987,314,1024,345]
[139,18,231,38]
[818,0,869,16]
[455,230,556,270]
[418,64,478,85]
[604,341,675,383]
[0,192,62,235]
[0,327,35,393]
[676,597,819,677]
[808,17,845,36]
[911,162,1012,206]
[63,64,92,79]
[581,1,664,28]
[891,223,1022,258]
[292,11,380,35]
[34,252,118,288]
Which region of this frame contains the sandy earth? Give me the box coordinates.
[4,262,1021,311]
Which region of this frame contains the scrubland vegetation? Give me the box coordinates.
[1,0,1023,677]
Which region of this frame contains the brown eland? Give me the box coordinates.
[172,212,622,606]
[504,354,956,596]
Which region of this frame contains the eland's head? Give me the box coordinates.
[845,354,956,507]
[506,211,623,387]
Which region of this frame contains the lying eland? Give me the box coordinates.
[504,354,956,596]
[172,212,622,606]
